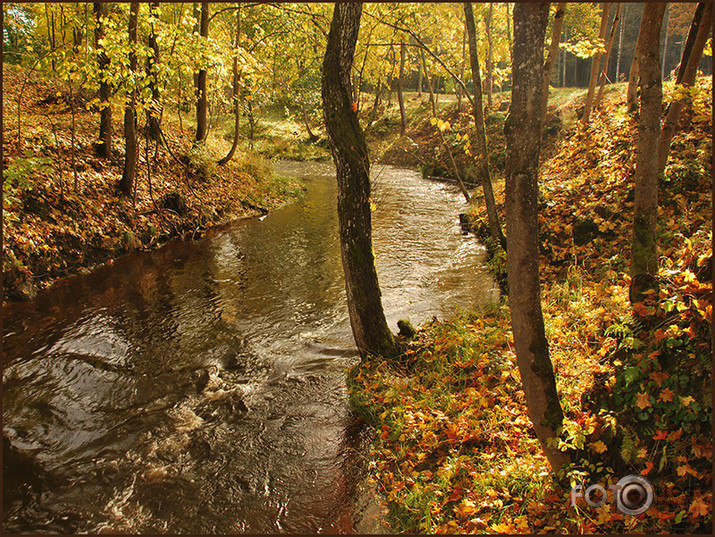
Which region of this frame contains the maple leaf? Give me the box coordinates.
[688,495,710,517]
[652,430,668,441]
[635,392,652,409]
[640,461,654,475]
[658,387,676,403]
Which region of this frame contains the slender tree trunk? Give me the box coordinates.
[464,2,505,247]
[218,4,242,166]
[657,2,712,171]
[195,2,209,143]
[321,2,398,360]
[505,3,513,68]
[582,2,612,124]
[417,51,423,98]
[146,2,162,140]
[457,28,466,113]
[485,3,494,109]
[675,3,707,85]
[94,2,112,159]
[398,40,407,135]
[506,2,570,473]
[616,3,625,82]
[119,2,139,197]
[541,3,566,129]
[627,21,642,113]
[420,48,437,117]
[630,2,667,303]
[661,5,670,81]
[594,3,622,110]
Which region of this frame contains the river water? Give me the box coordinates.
[3,161,498,533]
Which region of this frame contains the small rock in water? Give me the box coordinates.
[192,369,210,392]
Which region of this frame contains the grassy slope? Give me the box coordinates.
[349,78,712,534]
[2,64,305,302]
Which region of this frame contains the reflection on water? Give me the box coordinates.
[3,161,497,533]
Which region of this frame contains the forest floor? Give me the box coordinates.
[2,63,305,302]
[349,77,712,534]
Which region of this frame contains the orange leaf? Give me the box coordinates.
[652,430,668,441]
[635,392,651,409]
[640,461,654,475]
[658,387,676,403]
[688,495,711,517]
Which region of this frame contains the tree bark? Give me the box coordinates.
[94,2,112,159]
[661,5,670,81]
[582,2,612,124]
[594,3,622,110]
[484,3,494,109]
[630,2,667,303]
[398,40,407,136]
[505,2,570,473]
[218,4,242,166]
[321,2,398,360]
[615,3,625,82]
[541,3,566,129]
[420,48,437,117]
[146,2,162,141]
[119,2,139,197]
[657,2,712,172]
[464,2,505,248]
[675,3,707,85]
[195,2,209,143]
[627,17,642,113]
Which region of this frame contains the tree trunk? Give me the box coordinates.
[119,2,139,197]
[195,2,209,143]
[94,2,112,159]
[630,2,667,303]
[615,3,625,82]
[541,3,566,129]
[321,2,398,360]
[218,4,242,166]
[464,2,505,248]
[675,3,707,85]
[484,3,494,109]
[505,2,570,473]
[457,28,466,113]
[505,2,512,64]
[661,5,670,81]
[398,40,407,136]
[146,2,162,141]
[420,48,437,117]
[657,2,712,172]
[582,2,612,124]
[594,3,622,110]
[627,20,642,113]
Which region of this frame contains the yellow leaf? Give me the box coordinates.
[589,440,608,454]
[681,395,695,407]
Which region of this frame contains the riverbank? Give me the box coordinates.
[2,64,305,302]
[348,77,712,533]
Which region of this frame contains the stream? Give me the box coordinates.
[3,161,498,533]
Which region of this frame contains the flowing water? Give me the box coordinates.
[3,161,498,533]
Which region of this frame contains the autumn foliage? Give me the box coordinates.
[349,79,712,534]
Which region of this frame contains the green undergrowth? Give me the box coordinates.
[348,78,712,534]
